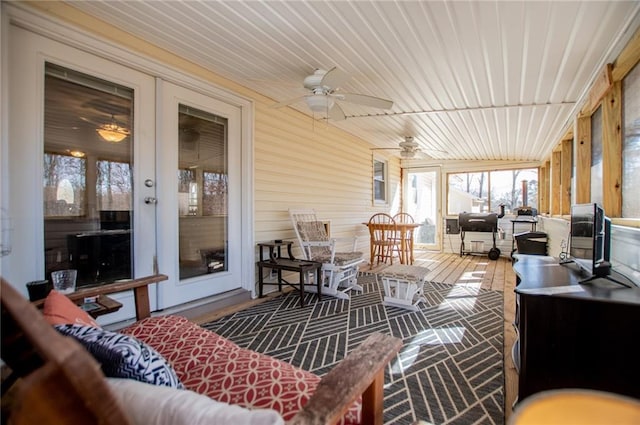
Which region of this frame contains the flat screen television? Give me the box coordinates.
[569,203,611,279]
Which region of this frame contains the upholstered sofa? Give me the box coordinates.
[121,314,361,423]
[1,275,402,425]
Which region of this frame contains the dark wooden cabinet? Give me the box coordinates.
[513,255,640,403]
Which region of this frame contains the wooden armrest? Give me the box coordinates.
[287,332,402,425]
[31,274,168,320]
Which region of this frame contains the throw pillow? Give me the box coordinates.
[55,324,183,389]
[43,290,100,328]
[106,378,284,425]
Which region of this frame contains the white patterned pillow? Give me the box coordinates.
[55,324,183,389]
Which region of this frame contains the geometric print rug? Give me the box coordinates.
[201,274,504,425]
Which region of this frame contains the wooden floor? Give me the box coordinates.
[193,250,518,423]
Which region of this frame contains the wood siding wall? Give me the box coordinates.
[254,105,401,258]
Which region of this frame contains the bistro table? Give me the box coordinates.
[362,222,421,265]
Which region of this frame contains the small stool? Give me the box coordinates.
[378,264,430,311]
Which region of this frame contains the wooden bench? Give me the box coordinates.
[1,276,402,425]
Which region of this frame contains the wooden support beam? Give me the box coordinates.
[561,139,573,215]
[602,81,623,217]
[581,64,613,116]
[551,151,562,215]
[543,161,550,214]
[612,26,640,81]
[575,115,592,203]
[539,164,547,214]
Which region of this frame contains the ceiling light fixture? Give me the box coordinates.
[305,94,334,113]
[96,116,130,143]
[68,150,86,158]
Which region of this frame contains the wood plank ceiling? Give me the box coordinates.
[66,0,640,162]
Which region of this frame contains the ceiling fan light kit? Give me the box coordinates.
[272,67,393,121]
[305,94,334,112]
[96,122,129,143]
[398,136,418,151]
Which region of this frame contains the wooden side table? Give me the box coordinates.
[257,257,322,307]
[31,275,168,321]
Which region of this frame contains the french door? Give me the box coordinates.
[8,25,157,308]
[6,24,244,317]
[404,167,441,250]
[157,82,242,307]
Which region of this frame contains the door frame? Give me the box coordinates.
[2,4,255,300]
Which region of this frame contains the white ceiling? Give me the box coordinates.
[66,0,640,162]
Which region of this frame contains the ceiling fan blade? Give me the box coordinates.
[320,67,349,89]
[328,102,346,121]
[270,96,307,108]
[337,93,393,110]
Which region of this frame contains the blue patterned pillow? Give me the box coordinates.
[55,324,183,389]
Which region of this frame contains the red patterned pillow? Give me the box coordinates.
[122,316,361,424]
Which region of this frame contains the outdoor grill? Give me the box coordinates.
[458,205,505,260]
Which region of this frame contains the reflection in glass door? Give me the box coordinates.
[405,168,440,250]
[43,63,135,287]
[178,106,228,279]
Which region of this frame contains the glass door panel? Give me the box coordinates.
[178,105,228,279]
[43,63,134,287]
[405,168,440,250]
[158,81,242,308]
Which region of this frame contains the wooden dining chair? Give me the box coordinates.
[368,213,398,266]
[393,212,415,264]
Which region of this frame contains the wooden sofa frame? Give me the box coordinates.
[1,275,402,425]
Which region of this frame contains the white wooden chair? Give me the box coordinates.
[289,209,364,300]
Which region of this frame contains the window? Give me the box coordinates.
[96,159,132,211]
[373,158,388,204]
[203,171,228,216]
[448,168,538,215]
[43,153,86,217]
[448,172,488,214]
[178,169,196,216]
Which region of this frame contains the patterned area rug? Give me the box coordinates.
[201,275,504,425]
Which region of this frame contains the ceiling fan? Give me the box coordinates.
[371,136,447,159]
[270,67,393,121]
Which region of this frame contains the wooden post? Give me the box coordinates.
[539,161,550,214]
[602,80,623,217]
[362,369,385,425]
[551,150,562,215]
[575,116,592,203]
[561,139,572,215]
